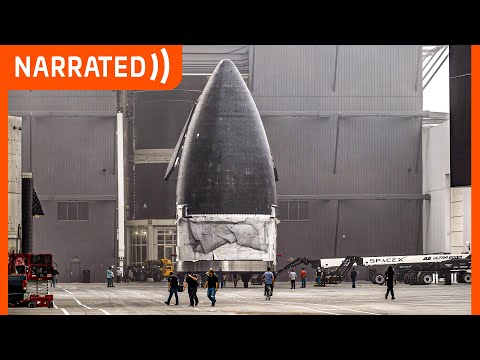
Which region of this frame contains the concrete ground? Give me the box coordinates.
[8,281,471,315]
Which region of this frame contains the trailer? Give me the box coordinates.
[400,256,471,285]
[362,253,471,285]
[301,252,471,286]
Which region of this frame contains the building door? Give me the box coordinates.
[70,259,81,282]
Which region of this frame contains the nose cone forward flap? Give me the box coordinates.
[176,59,276,215]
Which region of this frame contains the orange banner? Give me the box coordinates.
[472,45,479,315]
[1,45,182,315]
[0,45,182,90]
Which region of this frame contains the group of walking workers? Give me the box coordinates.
[107,263,397,305]
[164,269,220,307]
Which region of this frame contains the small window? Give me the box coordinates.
[58,202,89,221]
[279,201,289,220]
[157,246,164,260]
[58,202,67,220]
[165,246,173,259]
[298,201,309,220]
[78,202,89,220]
[67,203,77,220]
[141,245,147,262]
[278,201,309,221]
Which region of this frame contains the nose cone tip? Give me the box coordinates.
[216,58,237,72]
[220,58,234,65]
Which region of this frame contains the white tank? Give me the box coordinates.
[8,116,22,253]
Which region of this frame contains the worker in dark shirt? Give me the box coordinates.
[204,269,219,306]
[232,273,238,288]
[184,272,199,307]
[320,270,326,287]
[385,266,396,300]
[351,268,357,288]
[164,272,179,305]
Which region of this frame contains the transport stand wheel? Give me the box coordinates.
[27,301,36,308]
[417,272,425,285]
[48,302,54,308]
[421,273,433,285]
[410,274,418,285]
[372,274,385,285]
[463,273,471,284]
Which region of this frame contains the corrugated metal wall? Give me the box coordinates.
[29,116,116,195]
[8,91,116,112]
[253,45,422,111]
[263,115,421,195]
[8,90,117,282]
[251,45,423,278]
[422,121,450,253]
[278,200,421,257]
[128,77,206,221]
[134,163,176,219]
[30,201,116,283]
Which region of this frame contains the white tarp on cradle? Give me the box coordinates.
[177,214,276,262]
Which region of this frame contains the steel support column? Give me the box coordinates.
[333,45,340,92]
[333,200,341,257]
[333,116,340,174]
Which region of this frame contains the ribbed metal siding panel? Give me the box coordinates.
[423,122,450,192]
[20,115,31,171]
[254,96,421,112]
[183,45,249,74]
[31,116,116,196]
[8,90,117,112]
[275,199,422,280]
[424,191,447,253]
[275,200,336,281]
[263,116,422,195]
[133,84,203,150]
[335,200,422,256]
[422,122,451,253]
[253,45,422,112]
[32,201,117,283]
[134,163,176,219]
[253,45,336,97]
[255,45,424,262]
[277,200,337,255]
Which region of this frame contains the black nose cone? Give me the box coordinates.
[177,59,276,215]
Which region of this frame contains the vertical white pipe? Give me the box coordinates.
[117,112,125,263]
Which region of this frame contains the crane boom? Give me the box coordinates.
[275,257,321,278]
